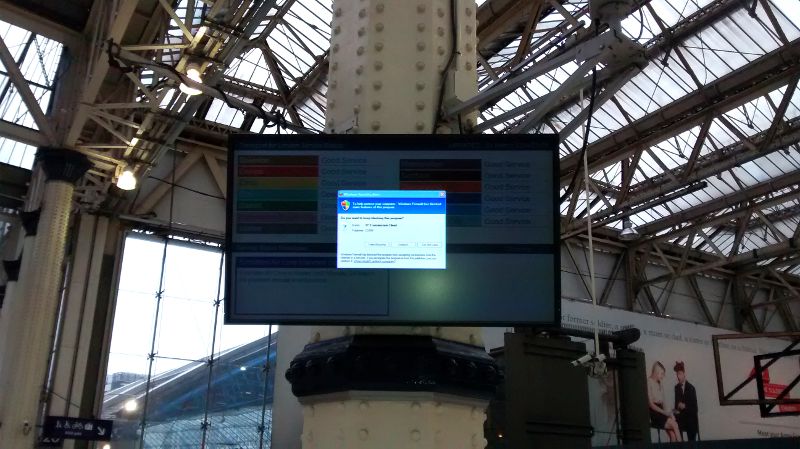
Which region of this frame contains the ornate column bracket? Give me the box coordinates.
[2,259,21,282]
[287,335,502,400]
[20,210,41,236]
[36,147,92,185]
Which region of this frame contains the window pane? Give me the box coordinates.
[102,233,277,448]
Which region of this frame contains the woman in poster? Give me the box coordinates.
[648,361,682,442]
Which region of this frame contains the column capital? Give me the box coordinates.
[20,209,40,236]
[286,335,501,400]
[36,147,92,185]
[2,258,22,282]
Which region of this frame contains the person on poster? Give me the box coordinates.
[673,361,699,441]
[648,361,682,442]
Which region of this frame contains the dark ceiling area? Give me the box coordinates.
[7,0,93,31]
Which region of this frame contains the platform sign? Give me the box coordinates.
[42,416,113,441]
[226,134,559,325]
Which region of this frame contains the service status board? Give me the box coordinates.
[225,134,559,325]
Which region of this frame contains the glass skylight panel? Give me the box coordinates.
[0,137,35,169]
[226,48,273,88]
[205,98,245,128]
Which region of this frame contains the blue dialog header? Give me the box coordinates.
[338,190,446,198]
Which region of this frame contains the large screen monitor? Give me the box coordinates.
[225,134,559,325]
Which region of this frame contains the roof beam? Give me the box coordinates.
[560,38,800,184]
[0,120,47,147]
[623,116,800,209]
[637,170,800,237]
[0,0,82,49]
[0,34,56,144]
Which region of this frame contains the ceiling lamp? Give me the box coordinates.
[179,63,203,96]
[117,168,137,191]
[619,218,640,241]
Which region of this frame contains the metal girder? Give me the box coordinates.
[0,120,47,147]
[0,0,82,50]
[560,38,800,184]
[477,0,549,55]
[636,169,800,237]
[65,0,139,147]
[724,204,800,232]
[0,35,56,144]
[623,117,800,207]
[644,236,800,286]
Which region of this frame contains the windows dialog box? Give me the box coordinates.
[337,190,446,269]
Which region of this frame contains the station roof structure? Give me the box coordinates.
[1,0,800,329]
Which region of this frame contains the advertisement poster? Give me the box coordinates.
[558,300,800,445]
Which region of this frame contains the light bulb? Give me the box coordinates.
[102,444,112,449]
[124,399,138,412]
[179,64,203,96]
[117,169,137,191]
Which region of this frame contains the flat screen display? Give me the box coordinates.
[225,134,559,325]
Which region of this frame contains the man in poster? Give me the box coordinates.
[674,361,699,441]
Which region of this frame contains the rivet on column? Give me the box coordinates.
[417,4,426,13]
[465,25,473,33]
[357,46,364,55]
[356,65,363,75]
[437,27,445,37]
[375,22,384,31]
[375,3,385,12]
[359,401,370,410]
[437,7,444,17]
[331,62,338,71]
[416,101,425,111]
[335,7,342,17]
[373,80,382,90]
[332,43,339,53]
[375,42,384,51]
[416,121,426,131]
[329,99,336,109]
[333,25,341,35]
[359,8,366,18]
[466,42,474,52]
[358,27,366,37]
[465,7,473,16]
[354,85,362,94]
[411,429,422,442]
[358,429,369,441]
[371,121,381,131]
[417,41,426,51]
[465,61,473,70]
[417,23,425,32]
[312,332,321,343]
[416,82,426,91]
[411,401,421,412]
[374,61,383,71]
[372,101,381,110]
[416,61,425,70]
[438,46,445,55]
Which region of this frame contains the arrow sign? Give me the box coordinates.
[39,436,63,447]
[43,416,113,441]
